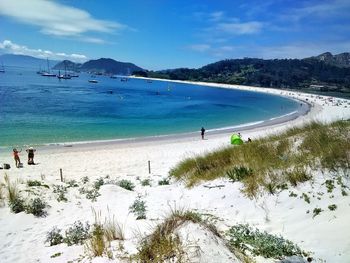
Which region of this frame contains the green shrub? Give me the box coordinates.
[301,193,310,204]
[25,198,47,217]
[312,208,323,218]
[328,204,337,211]
[64,221,90,246]
[129,197,147,220]
[227,224,303,259]
[85,189,100,201]
[81,176,89,184]
[324,180,335,193]
[227,166,253,182]
[53,185,68,202]
[158,178,170,185]
[66,180,79,188]
[118,179,135,191]
[9,196,25,213]
[46,227,64,246]
[27,180,42,187]
[141,179,151,186]
[94,178,104,190]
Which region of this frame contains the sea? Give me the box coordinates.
[0,67,299,147]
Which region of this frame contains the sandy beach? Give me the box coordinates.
[1,82,350,263]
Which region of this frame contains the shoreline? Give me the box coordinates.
[1,80,313,155]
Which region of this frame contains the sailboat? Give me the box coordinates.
[41,58,56,77]
[0,62,5,73]
[57,62,71,79]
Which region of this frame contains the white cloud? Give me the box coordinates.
[0,39,88,62]
[281,0,350,21]
[0,0,127,43]
[209,11,224,22]
[187,44,211,52]
[216,21,263,35]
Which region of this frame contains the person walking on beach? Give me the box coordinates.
[26,147,36,165]
[13,148,21,168]
[201,127,206,140]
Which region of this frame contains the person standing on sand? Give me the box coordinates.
[26,147,36,165]
[13,148,21,168]
[201,127,205,140]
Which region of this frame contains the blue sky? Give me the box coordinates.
[0,0,349,70]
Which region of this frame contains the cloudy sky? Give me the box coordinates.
[0,0,349,69]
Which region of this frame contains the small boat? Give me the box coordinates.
[0,62,5,73]
[41,58,56,77]
[120,77,128,82]
[88,80,98,83]
[110,75,117,79]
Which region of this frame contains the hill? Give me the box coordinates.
[0,54,58,69]
[80,58,143,75]
[52,60,82,71]
[145,53,350,95]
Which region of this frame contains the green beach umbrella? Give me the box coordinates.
[231,134,243,145]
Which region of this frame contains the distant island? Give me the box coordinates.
[53,58,143,75]
[139,52,350,96]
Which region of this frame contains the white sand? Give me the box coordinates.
[0,81,350,263]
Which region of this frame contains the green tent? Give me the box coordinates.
[231,134,243,145]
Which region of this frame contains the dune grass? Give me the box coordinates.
[134,209,214,262]
[170,121,350,197]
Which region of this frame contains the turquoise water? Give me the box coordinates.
[0,67,299,147]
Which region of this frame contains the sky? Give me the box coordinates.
[0,0,349,70]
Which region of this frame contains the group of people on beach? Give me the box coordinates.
[12,147,36,168]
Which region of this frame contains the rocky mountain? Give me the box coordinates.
[80,58,143,75]
[307,52,350,67]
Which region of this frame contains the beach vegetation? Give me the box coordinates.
[129,197,147,220]
[46,227,64,246]
[158,177,170,185]
[94,177,105,190]
[328,204,337,211]
[66,179,79,188]
[170,121,350,197]
[85,223,107,257]
[53,185,68,202]
[141,179,151,186]
[50,252,62,258]
[227,224,305,259]
[0,182,5,206]
[118,179,135,191]
[4,174,25,213]
[81,176,89,184]
[312,207,323,218]
[9,196,26,213]
[324,179,335,193]
[64,221,91,246]
[301,193,311,204]
[85,189,100,201]
[25,197,47,217]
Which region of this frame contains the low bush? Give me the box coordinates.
[328,204,337,211]
[94,178,104,190]
[66,180,79,188]
[46,227,64,246]
[285,167,311,187]
[85,189,100,201]
[64,221,91,246]
[227,166,253,182]
[118,179,135,191]
[141,179,151,186]
[158,178,170,185]
[85,223,107,257]
[53,185,68,202]
[81,176,89,184]
[227,224,304,259]
[312,208,323,218]
[25,198,47,217]
[27,180,42,187]
[129,197,147,220]
[9,196,25,213]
